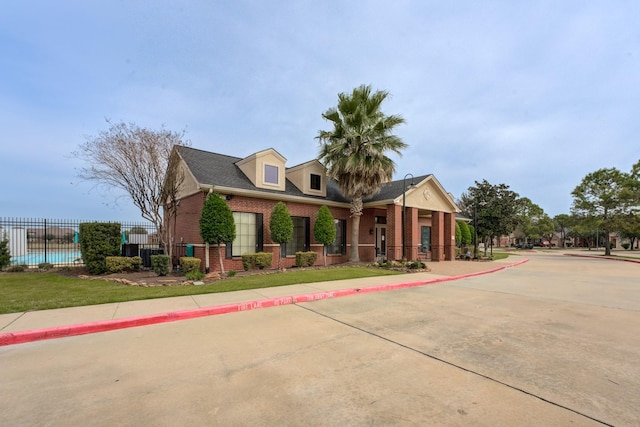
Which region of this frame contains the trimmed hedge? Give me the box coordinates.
[0,237,10,270]
[179,256,201,274]
[241,252,273,271]
[106,256,142,273]
[79,222,122,275]
[151,254,170,276]
[295,251,318,267]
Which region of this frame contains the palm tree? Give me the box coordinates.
[317,84,407,262]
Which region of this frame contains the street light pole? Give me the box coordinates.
[402,173,414,260]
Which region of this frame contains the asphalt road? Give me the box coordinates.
[1,252,638,426]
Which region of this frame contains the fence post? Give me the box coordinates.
[44,218,47,264]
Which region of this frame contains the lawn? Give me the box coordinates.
[0,267,403,314]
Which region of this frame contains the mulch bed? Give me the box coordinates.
[51,262,429,287]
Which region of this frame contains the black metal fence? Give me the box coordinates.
[0,217,158,268]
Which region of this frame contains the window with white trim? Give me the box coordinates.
[264,164,279,185]
[227,212,263,257]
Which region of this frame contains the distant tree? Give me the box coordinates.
[270,202,293,269]
[460,180,520,256]
[317,84,407,262]
[571,167,628,256]
[72,120,189,260]
[129,226,148,234]
[553,214,572,248]
[537,214,556,246]
[199,192,236,274]
[616,213,640,250]
[567,214,602,250]
[515,198,545,241]
[0,236,10,269]
[459,221,472,246]
[455,222,462,247]
[314,205,336,267]
[616,159,640,249]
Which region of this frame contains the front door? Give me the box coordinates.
[375,225,386,258]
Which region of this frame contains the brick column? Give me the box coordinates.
[444,212,456,261]
[406,207,418,260]
[386,204,402,261]
[431,211,444,261]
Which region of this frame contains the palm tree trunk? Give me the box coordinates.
[349,197,363,262]
[350,213,361,262]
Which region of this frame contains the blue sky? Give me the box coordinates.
[1,1,638,221]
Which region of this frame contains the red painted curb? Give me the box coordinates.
[564,253,640,264]
[0,259,528,347]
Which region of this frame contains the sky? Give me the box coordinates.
[1,1,639,221]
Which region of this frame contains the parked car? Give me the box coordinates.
[516,242,533,249]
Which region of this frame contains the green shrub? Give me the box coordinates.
[378,259,392,268]
[241,254,255,271]
[106,256,142,273]
[295,251,318,267]
[79,222,121,275]
[227,270,236,277]
[241,252,273,270]
[185,270,205,281]
[38,262,54,271]
[407,260,425,269]
[622,242,630,250]
[255,252,272,269]
[151,254,170,276]
[0,237,10,270]
[179,257,201,274]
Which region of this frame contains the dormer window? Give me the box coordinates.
[310,173,321,190]
[264,164,279,185]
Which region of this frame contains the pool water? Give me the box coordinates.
[11,251,83,266]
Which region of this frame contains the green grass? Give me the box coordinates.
[598,253,640,260]
[490,252,510,260]
[0,267,403,314]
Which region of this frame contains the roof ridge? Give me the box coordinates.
[178,145,242,161]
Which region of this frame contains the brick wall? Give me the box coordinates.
[172,191,352,272]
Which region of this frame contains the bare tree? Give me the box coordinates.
[72,120,189,259]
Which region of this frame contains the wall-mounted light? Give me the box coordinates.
[369,228,374,235]
[225,195,233,201]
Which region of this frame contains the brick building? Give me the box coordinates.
[166,146,460,272]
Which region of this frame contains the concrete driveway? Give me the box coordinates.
[1,252,638,426]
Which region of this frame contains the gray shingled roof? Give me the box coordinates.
[364,174,432,203]
[177,145,426,204]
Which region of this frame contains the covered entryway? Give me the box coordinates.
[362,174,459,262]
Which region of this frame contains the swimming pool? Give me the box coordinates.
[11,251,83,266]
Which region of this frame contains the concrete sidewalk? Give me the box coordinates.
[0,258,521,345]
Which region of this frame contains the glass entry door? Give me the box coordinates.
[375,225,386,258]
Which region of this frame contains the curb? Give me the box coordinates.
[0,258,528,347]
[564,253,640,264]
